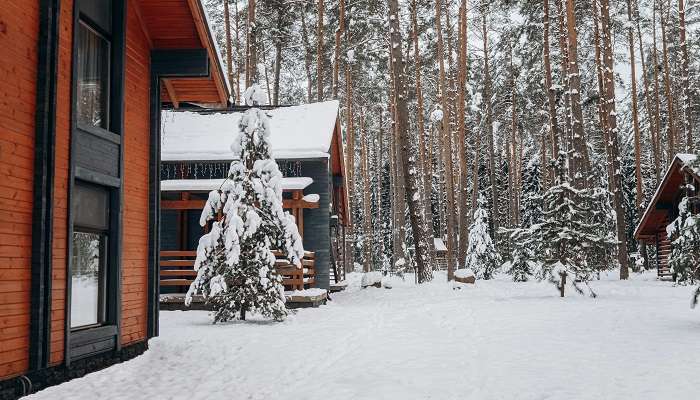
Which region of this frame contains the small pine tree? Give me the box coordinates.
[506,240,534,282]
[535,154,616,297]
[519,153,542,228]
[186,85,304,322]
[668,197,700,285]
[465,196,501,279]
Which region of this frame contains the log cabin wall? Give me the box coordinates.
[0,0,151,380]
[120,0,150,348]
[297,159,331,289]
[0,1,41,379]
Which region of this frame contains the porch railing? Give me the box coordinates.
[159,250,316,295]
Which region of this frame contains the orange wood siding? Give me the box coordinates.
[121,1,150,346]
[0,0,39,379]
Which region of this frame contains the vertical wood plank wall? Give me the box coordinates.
[0,0,151,378]
[0,0,40,379]
[120,2,149,346]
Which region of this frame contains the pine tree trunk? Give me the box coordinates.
[626,0,644,208]
[482,5,499,247]
[437,0,458,278]
[555,0,572,155]
[301,6,313,102]
[509,45,520,226]
[333,0,345,99]
[593,0,614,191]
[223,0,235,95]
[361,110,372,273]
[564,0,588,189]
[660,0,677,160]
[456,0,470,264]
[600,0,630,279]
[316,0,324,101]
[344,61,354,269]
[388,0,432,282]
[635,0,661,182]
[678,0,693,151]
[410,0,434,238]
[651,0,665,167]
[246,0,257,86]
[234,0,241,104]
[543,0,560,164]
[272,10,283,106]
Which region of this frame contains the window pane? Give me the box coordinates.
[70,232,105,328]
[73,182,110,230]
[76,22,109,129]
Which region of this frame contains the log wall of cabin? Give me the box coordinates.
[0,0,40,379]
[120,0,150,347]
[0,0,152,378]
[295,159,331,289]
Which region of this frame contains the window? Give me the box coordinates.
[70,183,109,329]
[76,21,110,130]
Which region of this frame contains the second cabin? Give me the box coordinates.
[157,101,351,298]
[635,154,700,280]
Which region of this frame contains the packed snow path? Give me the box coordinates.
[29,271,698,400]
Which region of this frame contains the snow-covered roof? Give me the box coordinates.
[161,177,313,192]
[677,153,697,163]
[161,101,340,161]
[433,238,447,252]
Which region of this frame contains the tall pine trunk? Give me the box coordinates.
[678,0,693,150]
[599,0,630,278]
[456,0,470,263]
[482,3,498,247]
[436,0,458,278]
[388,0,433,282]
[316,0,324,101]
[543,0,560,165]
[333,0,345,98]
[660,0,677,160]
[564,0,588,188]
[411,0,434,236]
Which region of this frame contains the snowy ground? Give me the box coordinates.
[29,271,698,400]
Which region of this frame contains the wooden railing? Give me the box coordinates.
[159,250,316,294]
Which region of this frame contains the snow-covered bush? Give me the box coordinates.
[185,85,304,322]
[465,196,501,279]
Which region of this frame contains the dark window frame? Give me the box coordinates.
[65,0,125,365]
[75,20,111,132]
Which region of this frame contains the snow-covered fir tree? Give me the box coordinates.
[667,196,700,285]
[186,85,304,322]
[519,152,542,228]
[465,196,501,280]
[535,154,617,297]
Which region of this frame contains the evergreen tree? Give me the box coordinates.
[186,85,305,322]
[465,196,501,279]
[668,196,700,285]
[535,154,616,297]
[519,152,542,228]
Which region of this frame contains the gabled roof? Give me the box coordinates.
[134,0,230,107]
[634,154,698,240]
[161,101,340,161]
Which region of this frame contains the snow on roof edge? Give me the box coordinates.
[161,177,314,192]
[161,101,340,162]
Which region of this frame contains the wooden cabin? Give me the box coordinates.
[0,0,229,396]
[635,154,700,279]
[159,102,351,294]
[433,238,448,270]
